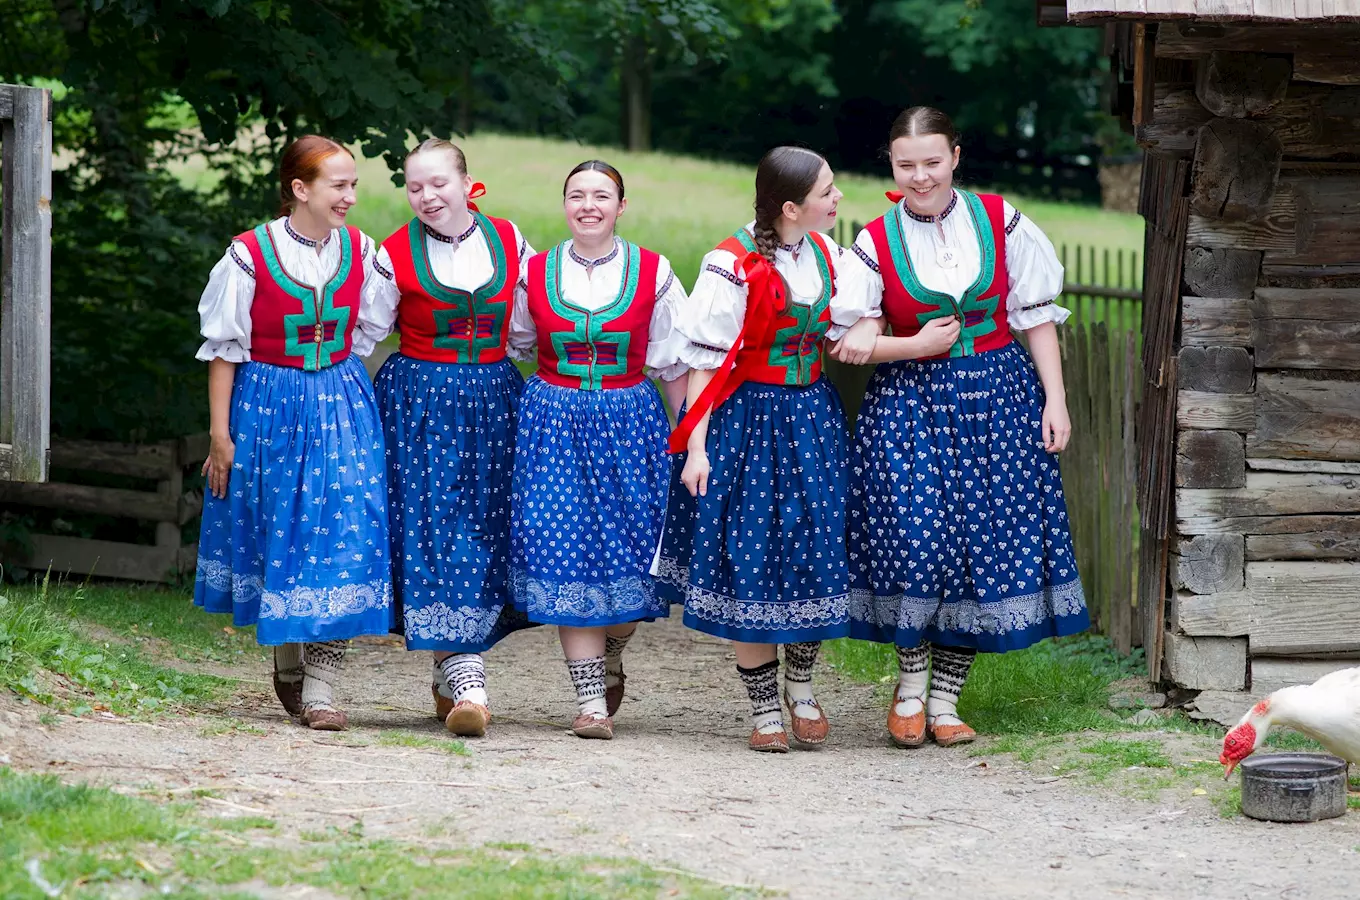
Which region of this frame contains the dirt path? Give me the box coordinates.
[5,617,1359,898]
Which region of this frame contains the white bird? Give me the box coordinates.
[1220,666,1360,777]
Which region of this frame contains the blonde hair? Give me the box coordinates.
[404,138,468,175]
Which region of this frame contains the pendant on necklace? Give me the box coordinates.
[935,246,958,269]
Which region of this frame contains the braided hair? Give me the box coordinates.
[752,146,826,266]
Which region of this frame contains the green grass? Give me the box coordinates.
[825,633,1145,736]
[0,767,762,899]
[376,730,470,756]
[335,133,1145,290]
[0,579,232,717]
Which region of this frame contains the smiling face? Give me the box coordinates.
[785,162,842,235]
[404,149,473,233]
[563,170,626,244]
[292,151,358,230]
[890,133,961,218]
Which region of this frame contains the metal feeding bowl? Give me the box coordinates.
[1239,752,1348,823]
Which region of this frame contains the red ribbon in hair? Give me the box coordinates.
[668,251,786,455]
[467,181,487,213]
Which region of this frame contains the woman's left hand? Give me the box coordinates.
[1042,399,1072,454]
[829,317,880,365]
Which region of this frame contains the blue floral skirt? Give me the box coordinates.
[658,378,851,644]
[509,377,671,627]
[847,341,1089,652]
[375,354,534,652]
[194,355,393,645]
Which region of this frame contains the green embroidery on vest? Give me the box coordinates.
[765,237,832,385]
[408,213,509,362]
[545,240,641,391]
[257,224,353,372]
[883,190,999,357]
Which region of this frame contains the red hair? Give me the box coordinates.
[278,135,353,215]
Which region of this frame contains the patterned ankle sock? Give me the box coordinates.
[274,643,303,684]
[301,640,347,711]
[894,644,929,717]
[927,644,976,726]
[738,660,784,735]
[433,659,454,700]
[438,653,488,706]
[567,656,607,718]
[604,627,636,690]
[782,642,822,720]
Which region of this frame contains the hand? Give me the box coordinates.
[681,450,711,498]
[1042,399,1071,454]
[202,433,235,499]
[829,317,881,365]
[911,316,961,358]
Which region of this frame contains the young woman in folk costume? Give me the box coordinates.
[832,106,1089,748]
[507,160,690,740]
[368,139,536,737]
[658,147,878,753]
[194,135,393,732]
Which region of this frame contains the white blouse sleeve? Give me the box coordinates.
[512,222,535,263]
[196,240,256,363]
[353,235,398,357]
[674,248,748,371]
[644,256,691,382]
[507,248,537,362]
[822,232,884,341]
[1004,201,1071,330]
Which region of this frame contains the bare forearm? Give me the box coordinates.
[1024,322,1066,402]
[207,358,236,438]
[867,335,926,363]
[684,368,717,453]
[661,373,689,422]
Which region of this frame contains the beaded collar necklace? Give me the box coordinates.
[424,218,478,246]
[902,190,958,225]
[568,237,620,274]
[284,217,331,249]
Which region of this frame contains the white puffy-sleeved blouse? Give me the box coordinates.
[506,236,691,382]
[364,217,534,341]
[674,224,880,371]
[196,217,392,362]
[844,191,1070,332]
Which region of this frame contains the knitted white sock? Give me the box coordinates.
[782,642,821,720]
[301,640,346,711]
[604,628,635,690]
[894,644,929,717]
[739,661,784,735]
[567,656,607,718]
[274,643,303,684]
[438,653,489,706]
[927,644,976,726]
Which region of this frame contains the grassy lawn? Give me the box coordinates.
[340,133,1145,289]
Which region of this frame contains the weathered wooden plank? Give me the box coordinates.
[0,480,177,522]
[1143,83,1360,157]
[1181,296,1251,346]
[1247,458,1360,473]
[1249,373,1360,461]
[1186,183,1296,252]
[177,432,211,469]
[1169,589,1252,635]
[1249,0,1300,19]
[0,444,11,481]
[1193,117,1282,221]
[1164,632,1247,689]
[1182,247,1261,298]
[1174,533,1246,593]
[1249,288,1360,369]
[1177,391,1254,431]
[1194,51,1292,117]
[1251,658,1360,695]
[1177,346,1253,393]
[1157,23,1360,60]
[0,85,11,120]
[1195,0,1251,16]
[48,438,179,480]
[15,534,182,584]
[1253,286,1360,321]
[1280,176,1360,267]
[1133,24,1157,126]
[1178,472,1360,519]
[1248,529,1360,559]
[0,84,53,482]
[1248,561,1360,654]
[1181,512,1360,534]
[1177,430,1246,488]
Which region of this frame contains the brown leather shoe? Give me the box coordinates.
[571,713,614,740]
[783,692,829,745]
[445,700,491,737]
[432,683,454,722]
[273,674,303,717]
[887,696,927,748]
[301,707,348,731]
[748,728,790,753]
[930,718,977,747]
[605,672,626,717]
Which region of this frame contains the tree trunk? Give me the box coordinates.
[619,35,651,152]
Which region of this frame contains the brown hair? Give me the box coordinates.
[563,159,625,200]
[405,137,468,176]
[752,146,825,266]
[888,106,960,150]
[278,135,353,215]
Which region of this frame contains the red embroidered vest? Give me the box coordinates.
[382,214,521,364]
[864,190,1010,360]
[723,229,835,387]
[526,241,659,391]
[237,223,364,371]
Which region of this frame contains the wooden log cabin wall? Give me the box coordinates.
[1063,3,1360,706]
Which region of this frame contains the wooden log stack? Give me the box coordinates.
[0,434,208,583]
